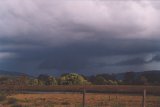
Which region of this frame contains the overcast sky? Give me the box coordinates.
[0,0,160,76]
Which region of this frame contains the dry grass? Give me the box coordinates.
[1,85,160,107]
[5,93,160,107]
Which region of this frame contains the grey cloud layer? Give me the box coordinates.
[1,1,160,40]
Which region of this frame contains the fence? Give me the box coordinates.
[0,85,160,107]
[81,89,159,107]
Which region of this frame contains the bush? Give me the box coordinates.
[11,104,22,107]
[7,98,17,104]
[59,73,89,85]
[0,94,6,102]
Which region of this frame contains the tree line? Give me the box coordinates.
[0,71,160,86]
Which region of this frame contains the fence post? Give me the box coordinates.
[109,95,110,101]
[83,88,86,107]
[108,95,111,106]
[116,95,118,106]
[142,89,146,107]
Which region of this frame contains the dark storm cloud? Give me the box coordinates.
[115,57,149,66]
[1,34,160,72]
[1,0,160,74]
[36,39,160,70]
[152,54,160,62]
[114,54,160,66]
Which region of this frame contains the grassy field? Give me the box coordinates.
[0,93,159,107]
[0,85,160,107]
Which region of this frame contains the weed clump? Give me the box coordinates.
[11,104,22,107]
[7,97,17,104]
[0,94,6,102]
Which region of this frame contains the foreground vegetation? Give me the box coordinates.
[0,92,160,107]
[0,85,160,107]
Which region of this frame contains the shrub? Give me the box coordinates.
[61,101,70,105]
[0,94,6,102]
[11,104,22,107]
[7,98,17,104]
[111,102,125,107]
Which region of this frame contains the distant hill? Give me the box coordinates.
[115,70,160,80]
[0,69,32,78]
[1,69,160,81]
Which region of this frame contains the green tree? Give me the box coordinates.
[123,71,135,84]
[47,76,57,85]
[59,73,90,85]
[94,76,107,85]
[37,74,57,85]
[28,79,39,85]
